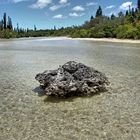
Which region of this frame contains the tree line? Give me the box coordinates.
[0,0,140,39]
[71,4,140,39]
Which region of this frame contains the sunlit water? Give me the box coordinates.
[0,37,140,140]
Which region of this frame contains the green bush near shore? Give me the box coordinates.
[70,23,140,39]
[0,23,140,40]
[115,24,140,39]
[0,30,17,39]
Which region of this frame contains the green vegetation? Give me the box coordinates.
[0,0,140,39]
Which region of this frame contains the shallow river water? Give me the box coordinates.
[0,37,140,140]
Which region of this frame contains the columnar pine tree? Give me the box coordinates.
[7,16,13,30]
[0,20,4,31]
[90,15,94,21]
[34,25,36,31]
[125,10,129,16]
[17,23,19,33]
[96,6,102,17]
[138,0,140,10]
[118,12,124,17]
[111,14,115,20]
[3,13,7,29]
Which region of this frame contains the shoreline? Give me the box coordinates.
[0,37,140,44]
[71,38,140,44]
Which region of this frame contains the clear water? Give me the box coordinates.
[0,38,140,140]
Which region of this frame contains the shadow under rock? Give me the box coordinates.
[43,90,108,103]
[43,96,76,103]
[32,86,46,97]
[33,86,108,103]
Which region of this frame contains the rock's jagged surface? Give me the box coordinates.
[35,61,109,97]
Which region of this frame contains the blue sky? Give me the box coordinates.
[0,0,137,29]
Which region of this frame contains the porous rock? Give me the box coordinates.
[35,61,109,97]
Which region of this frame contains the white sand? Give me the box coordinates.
[0,37,140,44]
[36,37,140,44]
[70,38,140,44]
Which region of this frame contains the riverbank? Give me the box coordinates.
[71,38,140,44]
[0,37,140,44]
[37,37,140,44]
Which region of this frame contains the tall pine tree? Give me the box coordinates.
[138,0,140,10]
[96,6,102,17]
[7,16,13,30]
[3,13,7,29]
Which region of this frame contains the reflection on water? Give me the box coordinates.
[0,38,140,140]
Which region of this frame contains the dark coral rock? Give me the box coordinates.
[35,61,109,97]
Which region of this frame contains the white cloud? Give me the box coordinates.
[30,0,52,9]
[0,0,29,4]
[86,2,98,7]
[59,0,67,4]
[69,13,78,17]
[49,3,70,11]
[106,5,115,9]
[50,5,61,11]
[72,5,85,12]
[69,12,84,17]
[12,0,28,3]
[120,1,132,10]
[53,14,64,19]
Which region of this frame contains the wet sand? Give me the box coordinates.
[0,38,140,140]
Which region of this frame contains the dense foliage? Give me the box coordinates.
[0,1,140,39]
